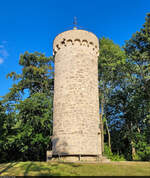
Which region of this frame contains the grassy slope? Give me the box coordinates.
[0,161,150,176]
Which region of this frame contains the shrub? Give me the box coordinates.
[103,144,126,161]
[137,146,150,161]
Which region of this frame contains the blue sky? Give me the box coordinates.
[0,0,149,97]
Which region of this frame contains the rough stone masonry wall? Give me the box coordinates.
[52,30,101,156]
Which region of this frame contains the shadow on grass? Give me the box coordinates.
[24,162,33,176]
[0,162,82,176]
[61,162,82,168]
[0,162,17,175]
[23,162,62,176]
[53,161,82,167]
[70,164,81,168]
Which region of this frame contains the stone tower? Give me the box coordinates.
[52,29,101,161]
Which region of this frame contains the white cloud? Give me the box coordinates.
[0,48,9,58]
[0,57,4,64]
[0,41,8,64]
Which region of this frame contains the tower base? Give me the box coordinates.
[46,151,110,163]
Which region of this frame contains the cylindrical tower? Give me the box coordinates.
[52,29,101,160]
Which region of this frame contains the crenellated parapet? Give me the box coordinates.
[53,29,99,56]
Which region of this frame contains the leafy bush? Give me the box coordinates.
[136,146,150,161]
[104,144,126,161]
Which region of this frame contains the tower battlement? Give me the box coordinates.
[53,30,99,56]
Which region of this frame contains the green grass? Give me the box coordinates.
[0,161,150,176]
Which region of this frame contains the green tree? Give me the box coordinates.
[0,101,7,162]
[98,37,126,152]
[5,51,54,99]
[123,13,150,160]
[5,93,53,161]
[2,51,54,161]
[105,13,150,160]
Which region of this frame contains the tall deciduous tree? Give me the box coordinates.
[98,37,126,152]
[123,13,150,160]
[1,52,54,161]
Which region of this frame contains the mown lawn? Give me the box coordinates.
[0,161,150,176]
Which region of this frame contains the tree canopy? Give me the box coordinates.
[0,52,54,162]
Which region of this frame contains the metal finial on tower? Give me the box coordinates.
[73,16,77,30]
